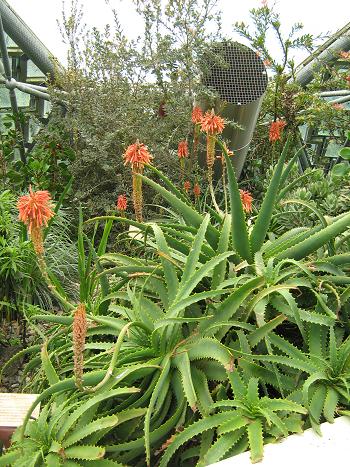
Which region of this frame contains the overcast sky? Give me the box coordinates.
[6,0,350,65]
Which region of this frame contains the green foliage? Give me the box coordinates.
[1,3,350,466]
[0,386,143,466]
[5,133,350,465]
[50,0,223,217]
[271,165,350,245]
[159,376,306,465]
[331,131,350,177]
[1,110,75,198]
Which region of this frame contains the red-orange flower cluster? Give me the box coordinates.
[123,141,153,172]
[117,194,127,211]
[178,140,189,159]
[193,183,201,198]
[17,187,54,234]
[339,51,350,60]
[269,120,286,143]
[332,103,344,110]
[200,109,225,135]
[184,180,191,193]
[191,106,203,124]
[239,189,253,213]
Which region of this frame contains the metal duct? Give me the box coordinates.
[295,22,350,87]
[292,23,350,170]
[201,42,268,178]
[0,0,60,79]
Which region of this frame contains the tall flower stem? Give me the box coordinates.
[206,135,216,183]
[123,141,153,223]
[206,134,223,216]
[200,109,225,211]
[36,253,75,311]
[132,171,143,223]
[192,124,200,168]
[73,303,87,390]
[17,187,74,311]
[179,159,185,180]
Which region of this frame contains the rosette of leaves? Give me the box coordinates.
[234,325,350,433]
[0,387,144,466]
[157,375,306,465]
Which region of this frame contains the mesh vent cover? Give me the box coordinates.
[203,43,268,105]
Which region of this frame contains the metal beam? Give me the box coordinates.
[318,90,350,97]
[329,95,350,105]
[0,77,50,100]
[0,0,63,80]
[295,23,350,87]
[0,10,26,163]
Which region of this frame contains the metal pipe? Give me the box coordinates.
[0,10,26,163]
[295,24,350,87]
[318,90,350,97]
[0,0,63,79]
[19,82,49,92]
[0,77,50,100]
[220,98,264,177]
[201,42,268,179]
[329,95,350,105]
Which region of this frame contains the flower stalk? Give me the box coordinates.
[17,187,74,311]
[191,106,203,167]
[73,303,87,390]
[123,141,153,223]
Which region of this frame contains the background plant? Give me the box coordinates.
[49,0,224,218]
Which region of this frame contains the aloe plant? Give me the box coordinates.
[237,326,350,432]
[157,376,306,466]
[0,388,144,466]
[5,132,350,466]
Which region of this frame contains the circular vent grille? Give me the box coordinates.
[203,42,268,105]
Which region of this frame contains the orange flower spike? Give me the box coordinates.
[339,51,350,60]
[193,183,201,198]
[73,303,87,389]
[200,109,225,180]
[178,140,189,159]
[123,140,153,174]
[17,187,54,255]
[184,180,191,193]
[116,194,127,212]
[123,141,153,223]
[178,140,188,179]
[191,106,203,124]
[17,187,54,233]
[332,103,344,110]
[200,109,225,136]
[239,189,253,213]
[269,120,286,143]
